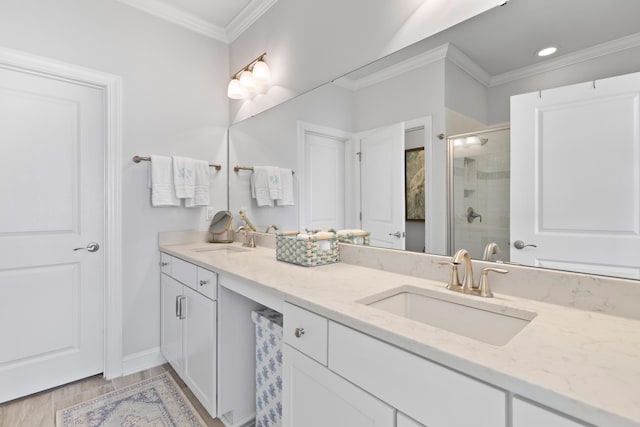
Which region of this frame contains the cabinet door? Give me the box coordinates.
[397,413,425,427]
[160,274,184,374]
[283,344,394,427]
[183,286,217,417]
[513,398,586,427]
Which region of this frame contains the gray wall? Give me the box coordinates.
[0,0,229,361]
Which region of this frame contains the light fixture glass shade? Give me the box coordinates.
[239,70,256,91]
[227,78,246,99]
[252,60,271,85]
[537,46,558,57]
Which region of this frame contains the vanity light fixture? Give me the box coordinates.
[537,46,558,57]
[227,53,271,99]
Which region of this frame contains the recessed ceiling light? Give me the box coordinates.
[537,46,558,57]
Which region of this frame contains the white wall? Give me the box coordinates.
[229,0,501,123]
[0,0,229,361]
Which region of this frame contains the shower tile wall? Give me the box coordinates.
[452,129,510,261]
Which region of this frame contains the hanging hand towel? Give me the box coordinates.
[185,160,210,207]
[149,155,180,207]
[172,156,195,199]
[252,166,274,207]
[267,166,283,200]
[276,168,295,206]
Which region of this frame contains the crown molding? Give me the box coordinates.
[335,44,450,91]
[490,32,640,87]
[445,44,492,86]
[116,0,228,42]
[226,0,279,43]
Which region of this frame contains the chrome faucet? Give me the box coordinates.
[452,249,475,292]
[235,226,256,248]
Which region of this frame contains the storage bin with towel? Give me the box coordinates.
[276,231,338,267]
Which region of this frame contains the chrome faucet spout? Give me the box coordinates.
[452,249,475,292]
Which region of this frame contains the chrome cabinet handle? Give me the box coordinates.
[161,261,169,267]
[175,295,181,318]
[514,240,537,250]
[178,296,186,320]
[294,327,305,338]
[73,242,100,252]
[199,280,209,286]
[389,231,402,238]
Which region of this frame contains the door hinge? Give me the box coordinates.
[356,151,361,162]
[359,212,362,221]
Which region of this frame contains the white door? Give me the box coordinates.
[298,123,350,230]
[0,66,105,402]
[360,123,405,249]
[282,345,395,427]
[160,274,184,374]
[182,286,217,417]
[511,72,640,279]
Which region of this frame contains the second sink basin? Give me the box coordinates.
[359,285,536,346]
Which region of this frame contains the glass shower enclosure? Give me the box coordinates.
[448,127,510,262]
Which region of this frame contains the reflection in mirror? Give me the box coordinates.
[228,0,640,280]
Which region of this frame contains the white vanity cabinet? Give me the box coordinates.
[283,304,394,427]
[397,413,425,427]
[512,398,588,427]
[160,253,217,418]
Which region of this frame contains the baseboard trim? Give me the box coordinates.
[121,347,166,376]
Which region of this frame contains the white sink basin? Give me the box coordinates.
[192,246,249,254]
[359,285,536,346]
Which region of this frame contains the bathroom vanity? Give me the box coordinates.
[159,232,640,427]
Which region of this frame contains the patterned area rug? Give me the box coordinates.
[56,373,206,427]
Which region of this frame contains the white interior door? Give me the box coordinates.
[299,125,349,231]
[511,72,640,279]
[360,123,405,249]
[0,65,105,402]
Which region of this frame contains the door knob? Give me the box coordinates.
[73,242,100,252]
[389,231,403,238]
[513,240,537,250]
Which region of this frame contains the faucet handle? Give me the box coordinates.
[478,267,508,298]
[438,261,463,291]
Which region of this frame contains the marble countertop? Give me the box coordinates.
[160,241,640,427]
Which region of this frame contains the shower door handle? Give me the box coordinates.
[389,231,404,238]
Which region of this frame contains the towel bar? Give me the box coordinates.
[133,155,222,171]
[234,165,294,174]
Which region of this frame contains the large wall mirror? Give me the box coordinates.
[228,0,640,280]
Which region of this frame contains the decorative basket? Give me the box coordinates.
[336,230,370,246]
[276,231,339,267]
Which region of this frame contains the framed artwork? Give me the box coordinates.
[405,147,425,221]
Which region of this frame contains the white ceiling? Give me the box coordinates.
[346,0,640,83]
[115,0,277,43]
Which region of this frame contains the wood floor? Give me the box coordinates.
[0,364,225,427]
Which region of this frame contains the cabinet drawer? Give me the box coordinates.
[196,267,217,300]
[170,256,198,289]
[283,303,328,365]
[328,322,506,427]
[512,398,586,427]
[161,253,172,275]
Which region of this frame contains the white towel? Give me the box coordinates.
[252,166,274,207]
[276,168,295,206]
[185,160,210,207]
[267,166,283,200]
[149,155,180,207]
[172,156,195,198]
